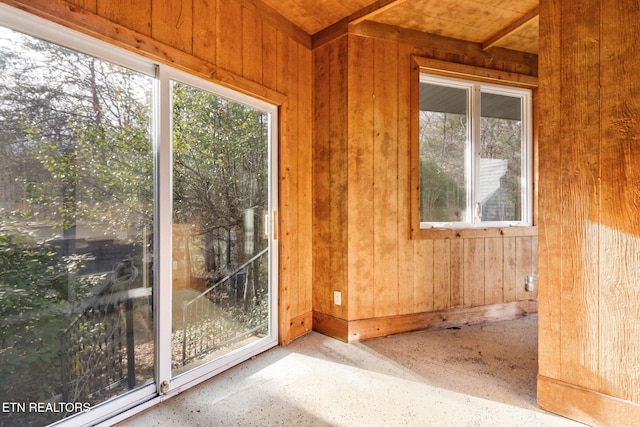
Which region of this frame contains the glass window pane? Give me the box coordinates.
[479,92,522,222]
[0,27,154,426]
[419,83,468,223]
[170,81,270,376]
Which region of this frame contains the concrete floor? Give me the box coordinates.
[119,315,584,427]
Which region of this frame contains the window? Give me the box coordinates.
[418,74,532,228]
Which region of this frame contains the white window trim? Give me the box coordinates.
[419,73,533,229]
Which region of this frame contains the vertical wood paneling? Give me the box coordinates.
[599,0,640,404]
[192,0,216,64]
[485,238,504,305]
[515,236,534,301]
[261,24,278,89]
[275,33,298,342]
[414,240,434,312]
[503,236,517,302]
[280,39,300,321]
[96,0,151,35]
[539,0,640,420]
[151,0,193,53]
[372,38,399,317]
[329,37,349,318]
[450,239,464,307]
[297,45,313,315]
[216,0,242,75]
[537,0,563,380]
[433,239,450,310]
[558,0,601,390]
[312,37,348,318]
[312,43,332,315]
[242,7,263,84]
[347,34,375,320]
[397,43,416,315]
[464,239,485,306]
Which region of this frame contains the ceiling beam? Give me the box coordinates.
[348,0,409,26]
[312,0,408,49]
[482,6,539,51]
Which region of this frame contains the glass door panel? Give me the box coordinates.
[169,80,273,377]
[0,26,155,426]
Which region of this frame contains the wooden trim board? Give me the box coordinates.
[313,311,350,342]
[538,375,640,427]
[281,311,313,345]
[314,300,538,343]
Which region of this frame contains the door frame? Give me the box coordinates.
[156,66,280,396]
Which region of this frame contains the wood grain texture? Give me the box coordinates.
[372,37,400,317]
[432,239,450,310]
[355,21,538,76]
[97,0,151,35]
[396,44,415,315]
[537,0,562,382]
[312,36,349,319]
[538,375,640,427]
[347,34,376,319]
[557,0,601,392]
[599,0,640,404]
[463,239,485,306]
[484,238,504,305]
[297,45,314,316]
[347,300,538,342]
[151,0,192,54]
[311,32,539,324]
[192,0,216,64]
[538,0,640,420]
[66,0,96,12]
[413,240,434,313]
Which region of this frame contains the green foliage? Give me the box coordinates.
[172,83,268,228]
[0,219,95,404]
[419,158,465,222]
[0,30,154,238]
[171,82,269,271]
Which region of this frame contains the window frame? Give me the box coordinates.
[410,57,538,240]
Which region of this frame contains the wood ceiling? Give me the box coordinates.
[260,0,539,54]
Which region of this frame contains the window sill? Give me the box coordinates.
[411,225,538,240]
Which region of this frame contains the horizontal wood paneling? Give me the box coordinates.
[3,0,314,345]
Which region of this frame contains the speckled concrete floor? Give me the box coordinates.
[118,315,584,427]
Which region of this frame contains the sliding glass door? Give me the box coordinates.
[160,72,278,388]
[0,21,157,427]
[0,6,278,426]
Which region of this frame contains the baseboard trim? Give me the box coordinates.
[312,311,349,342]
[537,375,640,427]
[313,300,538,343]
[280,311,313,345]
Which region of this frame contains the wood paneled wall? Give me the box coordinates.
[2,0,314,345]
[537,0,640,424]
[313,27,539,341]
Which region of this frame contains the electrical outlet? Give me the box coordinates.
[334,291,341,305]
[525,275,536,292]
